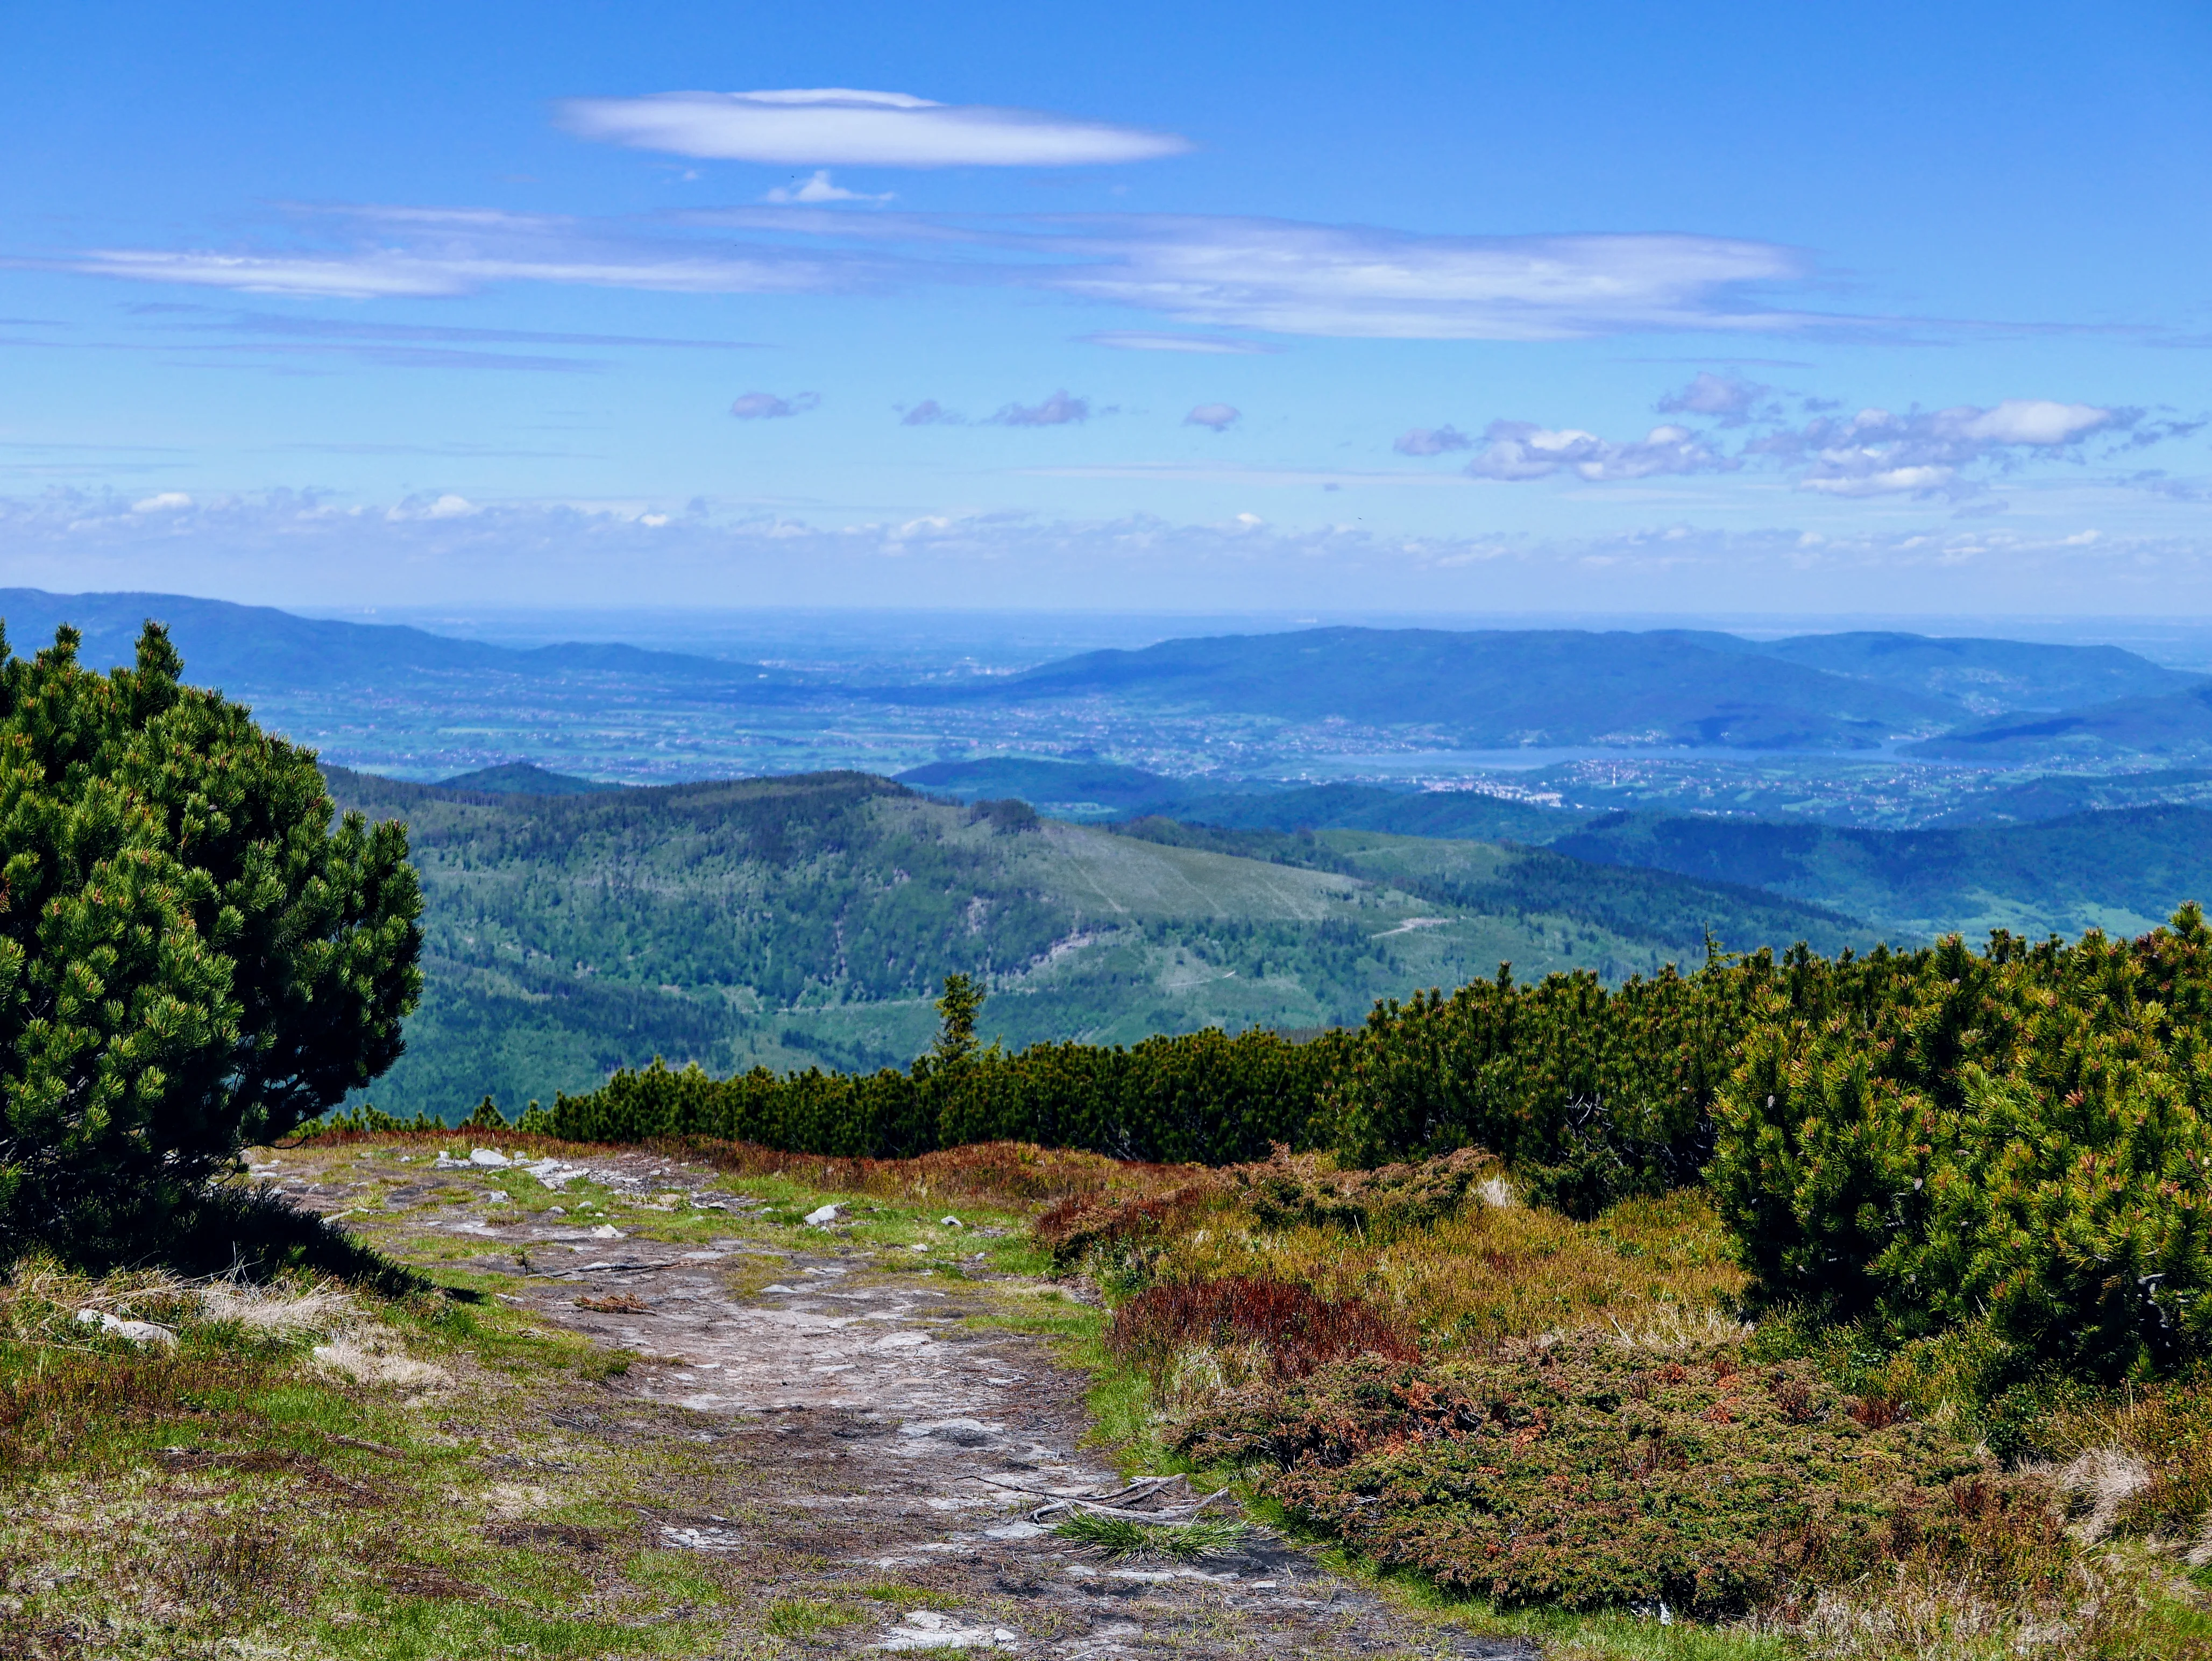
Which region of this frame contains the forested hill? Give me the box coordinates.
[1550,803,2212,941]
[941,626,2201,750]
[958,627,1959,749]
[322,766,1861,1121]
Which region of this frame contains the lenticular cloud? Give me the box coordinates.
[559,88,1190,168]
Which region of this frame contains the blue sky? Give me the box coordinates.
[5,0,2211,615]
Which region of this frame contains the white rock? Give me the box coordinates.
[591,1224,623,1239]
[804,1203,843,1226]
[940,1215,962,1228]
[983,1521,1047,1540]
[660,1523,745,1552]
[76,1309,177,1347]
[469,1148,511,1167]
[897,1417,994,1444]
[879,1610,1019,1650]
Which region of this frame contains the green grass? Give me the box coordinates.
[1053,1511,1248,1560]
[763,1596,870,1639]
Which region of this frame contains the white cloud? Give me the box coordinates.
[130,491,193,513]
[763,169,893,204]
[1657,371,1771,425]
[1463,421,1733,482]
[1959,399,2112,445]
[1394,425,1472,457]
[68,205,1812,342]
[1081,331,1275,354]
[729,391,821,420]
[1046,218,1806,340]
[1754,400,2118,500]
[1185,403,1239,431]
[988,390,1090,427]
[75,244,842,301]
[11,487,2209,614]
[381,493,479,520]
[1798,465,1958,498]
[558,88,1189,168]
[899,399,962,426]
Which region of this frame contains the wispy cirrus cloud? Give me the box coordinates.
[558,88,1189,168]
[1038,218,1807,341]
[1081,331,1276,354]
[58,202,1817,343]
[69,205,863,300]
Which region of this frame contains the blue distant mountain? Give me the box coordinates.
[5,587,2203,759]
[942,625,2193,751]
[0,587,807,695]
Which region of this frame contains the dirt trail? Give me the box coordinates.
[268,1141,1536,1660]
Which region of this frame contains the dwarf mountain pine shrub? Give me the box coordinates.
[0,621,422,1265]
[1711,910,2212,1379]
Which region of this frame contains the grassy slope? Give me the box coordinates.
[326,768,1804,1122]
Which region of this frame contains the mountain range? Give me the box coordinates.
[944,625,2203,750]
[6,586,2208,763]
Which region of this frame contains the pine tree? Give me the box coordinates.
[0,621,423,1264]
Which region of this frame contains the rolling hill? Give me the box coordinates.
[1550,804,2212,941]
[1674,629,2201,713]
[1908,684,2212,763]
[956,626,1963,749]
[0,586,807,697]
[898,757,1588,841]
[323,766,1860,1120]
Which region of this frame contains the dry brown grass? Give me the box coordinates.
[1135,1182,1746,1352]
[668,1135,1199,1213]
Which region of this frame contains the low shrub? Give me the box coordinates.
[1176,1339,2064,1617]
[1036,1145,1497,1275]
[1107,1276,1413,1390]
[677,1136,1193,1216]
[547,1023,1352,1166]
[1712,913,2212,1380]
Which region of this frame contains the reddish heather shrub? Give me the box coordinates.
[1107,1276,1414,1386]
[671,1138,1192,1213]
[1036,1145,1499,1272]
[1175,1339,2062,1617]
[1034,1179,1223,1272]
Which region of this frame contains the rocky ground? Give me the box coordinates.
[257,1137,1536,1661]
